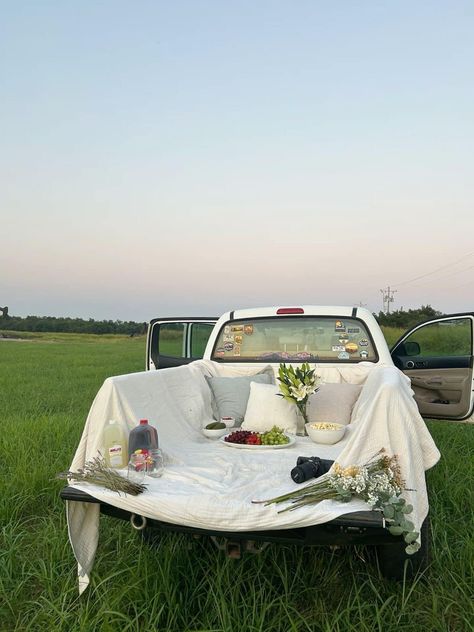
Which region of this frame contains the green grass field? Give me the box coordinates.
[1,332,473,632]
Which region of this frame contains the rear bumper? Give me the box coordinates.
[61,486,394,546]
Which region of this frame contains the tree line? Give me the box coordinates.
[0,314,146,335]
[374,305,443,329]
[0,305,444,336]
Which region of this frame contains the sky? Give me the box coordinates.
[1,1,473,321]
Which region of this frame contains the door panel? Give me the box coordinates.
[405,367,472,418]
[391,314,474,421]
[146,318,217,370]
[396,356,471,371]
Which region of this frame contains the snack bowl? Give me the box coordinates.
[202,426,228,439]
[305,422,346,445]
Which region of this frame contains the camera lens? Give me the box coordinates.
[291,459,319,483]
[290,457,334,484]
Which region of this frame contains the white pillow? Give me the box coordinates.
[307,383,362,426]
[242,382,300,434]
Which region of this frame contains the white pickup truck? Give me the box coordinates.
[147,305,474,423]
[62,305,474,587]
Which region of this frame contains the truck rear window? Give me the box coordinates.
[211,317,377,363]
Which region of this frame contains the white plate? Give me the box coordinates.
[220,434,296,450]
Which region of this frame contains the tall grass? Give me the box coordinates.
[1,331,473,631]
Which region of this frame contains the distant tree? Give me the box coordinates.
[374,305,443,329]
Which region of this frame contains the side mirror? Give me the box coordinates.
[404,341,421,356]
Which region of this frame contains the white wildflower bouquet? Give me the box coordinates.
[256,449,420,554]
[277,362,321,425]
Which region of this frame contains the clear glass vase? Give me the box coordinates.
[296,408,308,436]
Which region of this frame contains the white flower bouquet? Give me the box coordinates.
[255,449,420,554]
[277,362,321,426]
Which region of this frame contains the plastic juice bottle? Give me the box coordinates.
[103,419,128,468]
[128,418,159,458]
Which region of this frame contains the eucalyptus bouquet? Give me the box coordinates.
[277,362,321,425]
[255,449,419,554]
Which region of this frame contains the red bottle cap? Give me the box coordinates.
[139,419,148,425]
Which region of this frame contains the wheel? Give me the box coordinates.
[376,514,431,580]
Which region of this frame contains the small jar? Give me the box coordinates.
[145,448,164,478]
[221,416,235,429]
[127,453,146,483]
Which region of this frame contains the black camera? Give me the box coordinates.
[290,456,334,484]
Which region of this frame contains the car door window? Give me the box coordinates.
[399,318,471,358]
[190,323,214,359]
[158,323,186,357]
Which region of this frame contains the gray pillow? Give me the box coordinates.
[205,370,274,424]
[307,383,362,426]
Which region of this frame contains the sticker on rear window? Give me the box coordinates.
[345,342,358,354]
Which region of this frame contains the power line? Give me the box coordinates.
[403,264,474,289]
[447,277,474,290]
[392,250,474,288]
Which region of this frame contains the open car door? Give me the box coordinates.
[391,313,474,421]
[146,317,218,370]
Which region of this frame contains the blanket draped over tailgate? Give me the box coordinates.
[66,360,440,594]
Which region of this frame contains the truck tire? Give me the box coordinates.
[376,514,431,580]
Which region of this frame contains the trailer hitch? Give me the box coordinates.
[210,537,270,558]
[130,514,147,531]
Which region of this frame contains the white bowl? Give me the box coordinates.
[305,422,346,445]
[202,426,228,439]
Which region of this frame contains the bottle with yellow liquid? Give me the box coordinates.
[103,419,128,468]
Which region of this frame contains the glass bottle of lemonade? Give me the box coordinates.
[103,419,128,468]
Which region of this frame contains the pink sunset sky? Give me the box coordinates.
[1,2,473,321]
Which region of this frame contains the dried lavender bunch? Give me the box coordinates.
[58,455,147,496]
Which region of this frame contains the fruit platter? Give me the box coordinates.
[221,426,295,450]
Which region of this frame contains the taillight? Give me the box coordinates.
[276,308,305,315]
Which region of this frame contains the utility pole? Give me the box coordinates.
[380,287,397,314]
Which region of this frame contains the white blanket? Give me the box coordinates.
[66,360,440,594]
